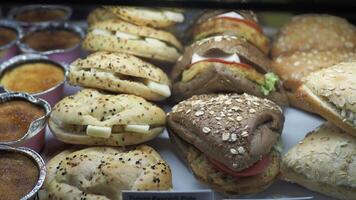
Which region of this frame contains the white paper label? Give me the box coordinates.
[122,190,213,200]
[215,11,244,20]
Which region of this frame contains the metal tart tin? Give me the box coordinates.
[0,20,23,63]
[17,23,84,64]
[0,92,51,153]
[0,145,46,200]
[0,54,67,106]
[7,4,72,30]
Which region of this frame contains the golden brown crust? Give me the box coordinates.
[297,85,356,136]
[280,122,356,200]
[43,145,172,200]
[286,91,315,113]
[87,7,117,26]
[271,14,356,58]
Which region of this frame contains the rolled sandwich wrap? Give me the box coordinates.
[192,10,269,54]
[83,19,183,63]
[42,145,172,200]
[171,35,288,106]
[297,62,356,136]
[68,52,172,101]
[49,89,166,146]
[167,93,284,195]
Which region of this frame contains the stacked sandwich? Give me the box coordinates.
[167,10,287,196]
[41,7,185,200]
[271,14,356,200]
[171,10,288,107]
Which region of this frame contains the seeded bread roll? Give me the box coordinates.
[42,145,172,200]
[49,89,166,146]
[271,49,356,112]
[167,93,284,195]
[191,10,269,54]
[271,14,356,58]
[281,122,356,200]
[297,62,356,136]
[171,35,288,107]
[68,52,171,101]
[83,19,183,63]
[104,6,184,28]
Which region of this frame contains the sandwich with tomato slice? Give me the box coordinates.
[167,93,284,195]
[191,10,269,54]
[171,35,288,107]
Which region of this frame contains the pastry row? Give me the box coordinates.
[0,5,355,200]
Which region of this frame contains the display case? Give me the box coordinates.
[0,1,355,200]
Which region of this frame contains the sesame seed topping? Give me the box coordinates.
[230,148,238,154]
[195,111,204,117]
[236,116,243,121]
[237,146,245,154]
[202,127,211,134]
[241,131,249,137]
[222,132,230,141]
[249,108,256,113]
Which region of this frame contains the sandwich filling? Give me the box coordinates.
[70,66,171,97]
[181,52,279,95]
[91,28,180,53]
[214,11,262,33]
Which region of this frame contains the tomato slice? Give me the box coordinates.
[208,155,270,177]
[189,59,252,69]
[216,16,263,34]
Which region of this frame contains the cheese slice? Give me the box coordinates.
[147,80,171,97]
[92,29,111,36]
[125,125,150,134]
[145,38,167,47]
[115,31,140,39]
[163,11,184,22]
[191,53,241,64]
[86,125,112,138]
[215,11,244,20]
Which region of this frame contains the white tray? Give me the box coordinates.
[42,84,333,200]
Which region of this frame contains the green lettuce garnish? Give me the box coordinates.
[273,137,284,154]
[261,72,279,95]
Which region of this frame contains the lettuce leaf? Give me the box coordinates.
[261,72,279,95]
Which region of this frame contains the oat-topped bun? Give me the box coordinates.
[297,62,356,136]
[191,10,269,54]
[167,93,284,195]
[49,89,166,146]
[272,49,356,112]
[83,19,183,63]
[281,122,356,200]
[68,52,171,101]
[104,6,184,28]
[87,7,117,26]
[271,14,356,58]
[42,145,172,200]
[171,35,288,107]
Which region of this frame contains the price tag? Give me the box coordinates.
[122,190,213,200]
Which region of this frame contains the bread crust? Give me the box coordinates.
[280,122,356,200]
[297,85,356,136]
[68,52,171,101]
[105,6,183,28]
[271,14,356,58]
[42,145,172,200]
[83,19,182,63]
[87,7,117,26]
[167,93,284,171]
[49,89,166,145]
